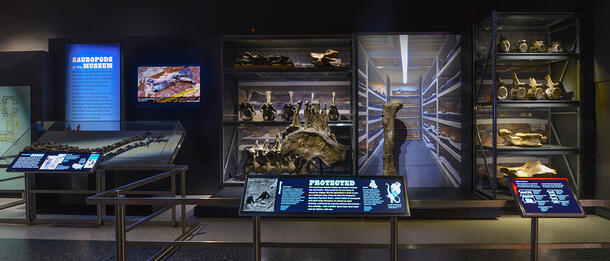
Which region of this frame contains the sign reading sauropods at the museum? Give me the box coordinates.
[240,175,409,216]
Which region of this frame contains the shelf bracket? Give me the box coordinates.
[549,121,578,189]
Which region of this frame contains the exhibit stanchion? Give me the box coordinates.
[391,216,398,261]
[530,217,538,261]
[115,194,126,261]
[508,177,585,261]
[253,215,261,261]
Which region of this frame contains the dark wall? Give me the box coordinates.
[0,1,596,195]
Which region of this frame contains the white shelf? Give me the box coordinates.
[368,117,382,124]
[437,118,461,128]
[368,106,383,112]
[358,134,367,143]
[423,78,437,95]
[368,129,383,144]
[438,47,461,77]
[476,118,548,125]
[439,156,461,187]
[438,82,461,98]
[368,89,387,102]
[439,140,461,162]
[422,97,436,106]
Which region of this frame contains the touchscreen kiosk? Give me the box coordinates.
[240,175,409,216]
[510,177,585,217]
[7,152,102,173]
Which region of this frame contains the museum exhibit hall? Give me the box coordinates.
[0,1,609,260]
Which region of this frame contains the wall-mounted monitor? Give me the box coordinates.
[137,66,201,103]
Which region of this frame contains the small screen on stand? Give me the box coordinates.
[510,177,584,217]
[240,175,409,216]
[7,152,102,173]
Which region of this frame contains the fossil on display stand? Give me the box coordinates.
[238,90,256,121]
[544,74,562,100]
[328,92,340,121]
[382,101,404,176]
[310,49,342,67]
[510,72,527,100]
[281,91,296,121]
[260,91,277,121]
[527,77,545,100]
[499,129,547,147]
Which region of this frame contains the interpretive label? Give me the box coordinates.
[510,177,584,217]
[7,152,101,173]
[240,175,409,216]
[66,43,120,130]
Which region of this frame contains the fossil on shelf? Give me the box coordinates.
[239,90,256,121]
[527,77,545,100]
[382,102,403,176]
[235,51,294,69]
[497,73,508,100]
[328,92,340,121]
[515,40,528,53]
[498,160,557,178]
[529,40,547,53]
[510,72,527,100]
[260,91,277,121]
[544,74,562,100]
[498,35,511,53]
[243,97,346,174]
[281,91,296,121]
[547,41,565,53]
[499,129,547,147]
[310,49,341,67]
[23,132,168,162]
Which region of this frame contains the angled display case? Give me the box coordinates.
[221,35,357,186]
[0,121,186,166]
[474,12,581,199]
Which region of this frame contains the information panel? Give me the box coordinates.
[240,175,409,216]
[510,177,584,217]
[66,43,120,130]
[7,152,101,173]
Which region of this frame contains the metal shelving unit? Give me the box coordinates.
[221,35,357,186]
[474,12,581,199]
[421,34,463,187]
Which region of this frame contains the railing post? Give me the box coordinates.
[390,217,398,261]
[531,217,539,261]
[171,174,176,227]
[254,215,261,261]
[115,193,126,261]
[181,168,186,233]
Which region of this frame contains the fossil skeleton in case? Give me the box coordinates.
[243,98,346,174]
[499,129,547,147]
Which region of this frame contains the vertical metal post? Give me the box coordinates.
[96,169,103,226]
[171,174,176,227]
[390,217,398,261]
[254,215,261,261]
[115,194,126,261]
[24,172,32,224]
[491,11,498,199]
[181,169,186,233]
[531,217,539,261]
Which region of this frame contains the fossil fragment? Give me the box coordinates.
[328,92,340,121]
[310,49,342,67]
[281,91,296,121]
[499,129,547,147]
[516,40,528,53]
[239,90,256,121]
[544,74,562,100]
[382,102,403,176]
[527,77,545,100]
[498,160,557,178]
[498,35,511,53]
[547,41,565,53]
[497,73,508,100]
[510,72,527,100]
[260,91,277,121]
[235,51,294,69]
[244,97,346,174]
[529,40,547,53]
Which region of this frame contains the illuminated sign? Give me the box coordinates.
[66,43,120,130]
[510,177,585,217]
[7,152,101,173]
[240,175,409,216]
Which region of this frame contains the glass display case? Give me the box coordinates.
[474,12,581,199]
[221,35,357,185]
[0,121,185,167]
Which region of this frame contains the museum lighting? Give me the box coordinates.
[399,35,408,84]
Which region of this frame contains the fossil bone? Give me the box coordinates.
[281,91,296,121]
[529,40,547,53]
[497,73,508,100]
[527,77,545,100]
[235,51,294,69]
[382,102,404,176]
[547,41,565,53]
[328,92,340,121]
[498,160,557,178]
[310,49,342,67]
[260,91,277,121]
[239,90,256,121]
[510,72,527,100]
[499,129,547,147]
[498,35,511,53]
[544,74,562,100]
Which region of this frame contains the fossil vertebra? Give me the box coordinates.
[310,49,342,67]
[239,90,256,121]
[527,77,545,100]
[497,73,508,100]
[499,129,547,147]
[516,40,528,53]
[260,91,277,121]
[235,51,294,69]
[498,35,511,53]
[382,102,403,176]
[510,72,527,100]
[281,91,296,121]
[544,74,562,100]
[529,40,547,53]
[328,92,340,121]
[547,41,565,53]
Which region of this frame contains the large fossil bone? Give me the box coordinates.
[310,49,342,67]
[544,74,562,100]
[499,129,547,147]
[527,77,545,100]
[510,72,527,100]
[235,51,294,69]
[498,160,557,178]
[382,102,404,176]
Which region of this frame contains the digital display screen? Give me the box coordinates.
[7,152,101,173]
[66,43,121,130]
[510,178,584,217]
[240,175,409,216]
[137,66,201,103]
